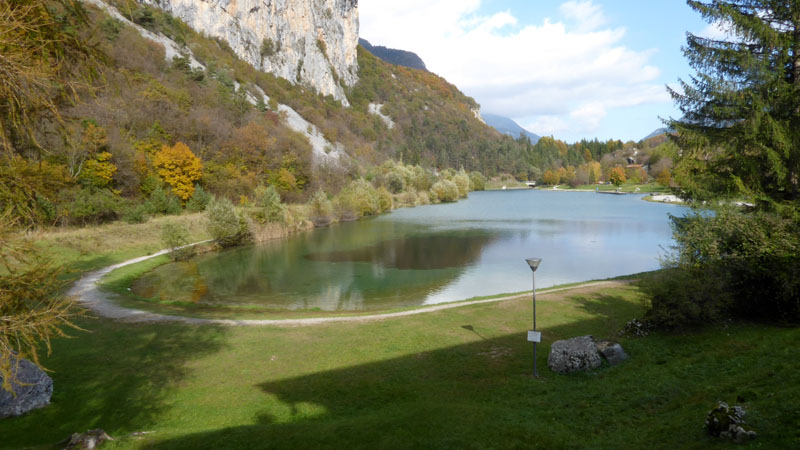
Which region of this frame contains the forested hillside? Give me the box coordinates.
[1,0,663,230]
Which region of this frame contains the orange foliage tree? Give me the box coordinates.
[153,142,203,201]
[542,169,559,185]
[609,166,627,187]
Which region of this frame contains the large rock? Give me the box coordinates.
[0,357,53,419]
[596,340,629,366]
[547,335,603,374]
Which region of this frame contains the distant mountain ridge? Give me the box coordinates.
[642,127,670,141]
[482,113,541,144]
[358,38,427,71]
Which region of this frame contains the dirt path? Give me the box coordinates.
[68,245,634,327]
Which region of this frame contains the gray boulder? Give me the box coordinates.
[596,340,629,366]
[547,335,603,374]
[0,357,53,419]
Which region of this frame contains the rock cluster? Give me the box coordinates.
[547,335,629,374]
[705,401,757,442]
[62,429,114,449]
[138,0,360,105]
[0,357,53,419]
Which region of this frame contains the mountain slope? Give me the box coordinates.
[358,38,427,71]
[482,113,541,144]
[642,127,669,141]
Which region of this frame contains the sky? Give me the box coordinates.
[359,1,722,143]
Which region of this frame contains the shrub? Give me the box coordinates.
[395,189,418,207]
[123,204,149,224]
[161,222,194,261]
[642,210,800,328]
[377,187,393,212]
[453,170,470,198]
[185,185,212,212]
[469,171,487,191]
[385,172,405,194]
[335,179,380,219]
[146,186,182,215]
[416,190,431,205]
[61,188,124,226]
[430,179,459,203]
[308,189,333,226]
[252,184,286,223]
[204,197,252,247]
[409,166,433,191]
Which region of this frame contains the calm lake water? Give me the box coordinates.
[132,190,687,311]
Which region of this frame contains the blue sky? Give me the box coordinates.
[360,1,715,143]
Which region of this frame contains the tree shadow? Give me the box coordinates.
[0,318,229,449]
[139,294,666,450]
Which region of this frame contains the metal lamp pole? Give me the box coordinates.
[525,258,542,377]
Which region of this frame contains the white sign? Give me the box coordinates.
[527,331,541,343]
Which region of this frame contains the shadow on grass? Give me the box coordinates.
[141,295,669,450]
[0,318,229,450]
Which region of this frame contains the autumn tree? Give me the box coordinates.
[542,169,559,186]
[609,167,626,187]
[153,142,203,201]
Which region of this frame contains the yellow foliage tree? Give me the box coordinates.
[153,142,203,201]
[542,169,559,185]
[274,168,298,193]
[79,151,117,188]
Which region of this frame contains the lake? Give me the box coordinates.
[131,190,687,311]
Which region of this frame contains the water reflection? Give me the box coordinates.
[131,190,687,311]
[306,231,496,270]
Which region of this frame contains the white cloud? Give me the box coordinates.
[698,21,733,40]
[559,0,607,32]
[359,0,670,140]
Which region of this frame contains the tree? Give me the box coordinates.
[253,184,287,223]
[153,142,203,201]
[609,167,626,187]
[1,214,79,393]
[161,222,195,261]
[0,0,100,156]
[668,1,800,213]
[542,169,559,186]
[308,189,333,226]
[205,197,251,247]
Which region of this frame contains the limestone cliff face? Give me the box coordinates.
[139,0,359,105]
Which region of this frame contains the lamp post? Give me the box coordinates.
[525,258,542,377]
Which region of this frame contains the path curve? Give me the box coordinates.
[68,244,633,327]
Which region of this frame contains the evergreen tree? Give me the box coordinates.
[668,1,800,213]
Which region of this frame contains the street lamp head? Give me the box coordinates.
[526,258,542,272]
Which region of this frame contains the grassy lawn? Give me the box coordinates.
[2,282,798,449]
[28,213,212,281]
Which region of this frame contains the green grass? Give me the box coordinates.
[2,282,798,449]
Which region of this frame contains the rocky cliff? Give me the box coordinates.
[138,0,359,105]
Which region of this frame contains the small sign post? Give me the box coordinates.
[525,258,542,377]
